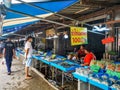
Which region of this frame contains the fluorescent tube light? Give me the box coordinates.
[75,8,89,14]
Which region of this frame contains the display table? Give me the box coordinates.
[16,49,119,90]
[32,55,50,65]
[73,72,111,90]
[73,72,89,90]
[50,60,80,72]
[110,87,117,90]
[32,55,80,87]
[50,60,80,87]
[89,79,110,90]
[73,72,88,82]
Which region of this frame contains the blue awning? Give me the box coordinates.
[3,21,38,34]
[5,0,77,19]
[3,0,78,35]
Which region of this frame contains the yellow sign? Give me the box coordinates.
[70,27,87,46]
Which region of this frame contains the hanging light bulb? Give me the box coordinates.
[53,34,58,38]
[46,36,52,39]
[64,34,68,39]
[63,31,68,39]
[48,36,52,39]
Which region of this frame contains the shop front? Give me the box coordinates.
[15,25,120,90]
[1,0,120,90]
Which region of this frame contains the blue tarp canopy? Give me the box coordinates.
[3,0,78,34]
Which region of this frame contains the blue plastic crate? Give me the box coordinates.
[73,72,88,82]
[114,62,120,64]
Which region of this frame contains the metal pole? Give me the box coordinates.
[7,8,105,36]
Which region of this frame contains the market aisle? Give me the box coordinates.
[0,58,56,90]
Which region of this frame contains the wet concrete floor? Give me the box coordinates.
[0,58,56,90]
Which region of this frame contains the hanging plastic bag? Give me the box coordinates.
[23,59,26,65]
[2,57,5,64]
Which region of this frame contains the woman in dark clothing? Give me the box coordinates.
[77,45,86,59]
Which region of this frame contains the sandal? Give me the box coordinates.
[25,76,32,80]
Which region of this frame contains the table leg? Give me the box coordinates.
[88,83,90,90]
[62,71,64,87]
[35,60,37,68]
[39,62,42,71]
[78,80,81,90]
[45,65,47,75]
[54,68,58,83]
[52,67,55,80]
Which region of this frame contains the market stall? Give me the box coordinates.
[73,60,120,90]
[15,47,120,90]
[32,51,80,88]
[15,24,120,90]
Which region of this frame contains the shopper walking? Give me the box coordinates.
[3,38,15,75]
[24,36,33,80]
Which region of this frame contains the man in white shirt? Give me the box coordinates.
[24,36,33,79]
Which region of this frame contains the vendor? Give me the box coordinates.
[77,45,86,60]
[81,47,96,66]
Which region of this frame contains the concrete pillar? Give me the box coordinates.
[106,9,115,52]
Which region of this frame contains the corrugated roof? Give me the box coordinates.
[47,0,120,20]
